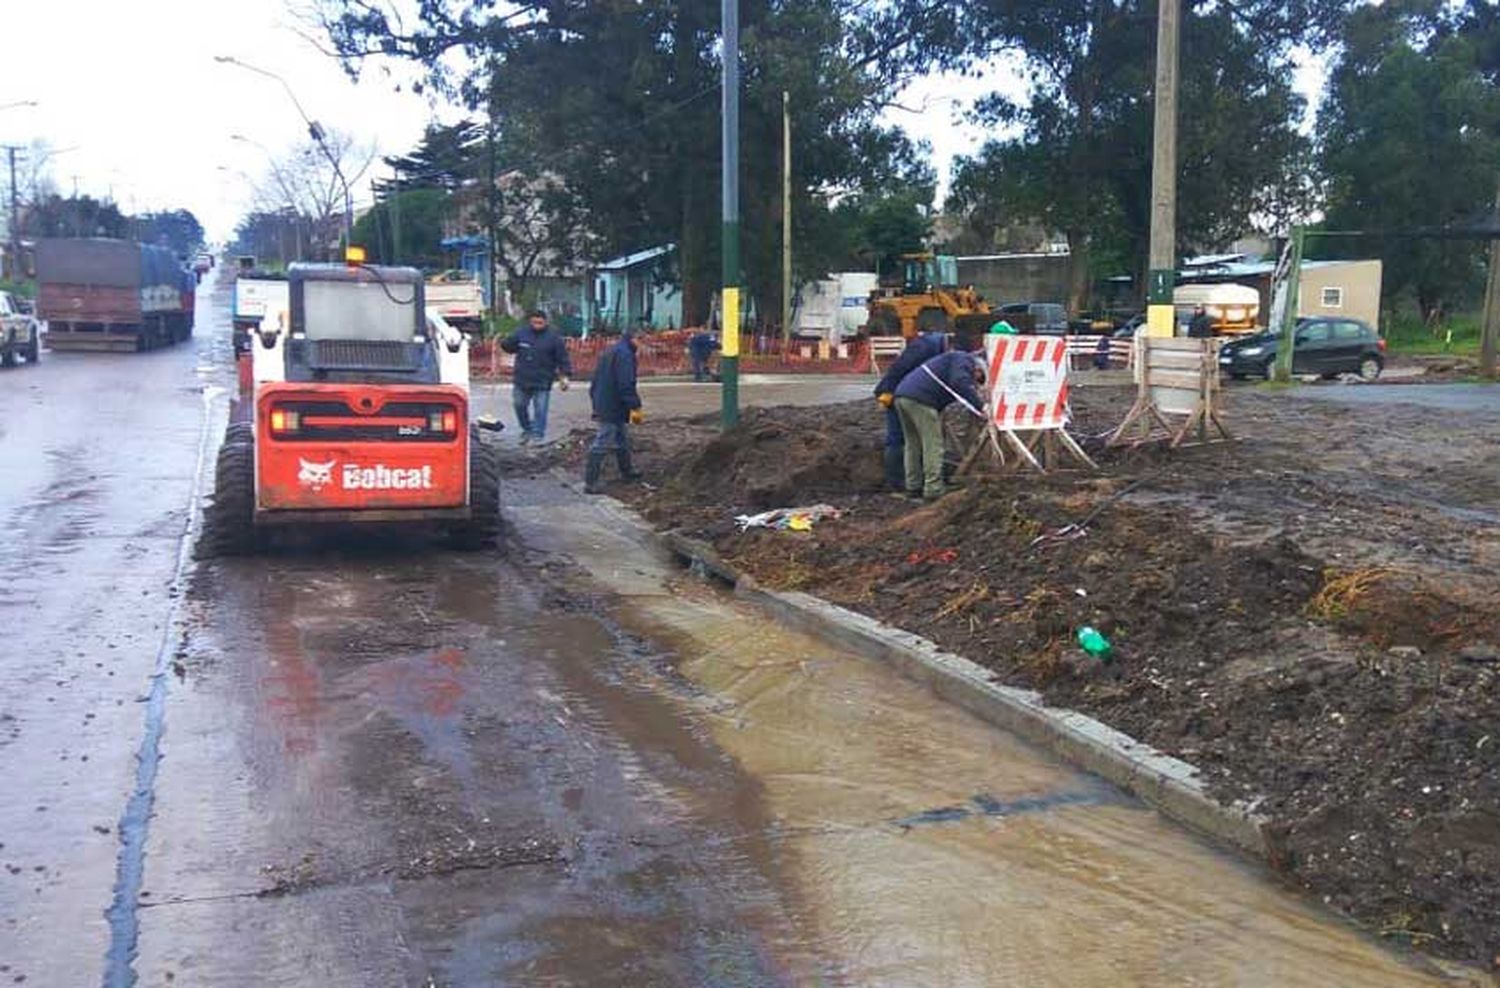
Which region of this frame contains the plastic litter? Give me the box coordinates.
[1076,626,1113,662]
[735,504,842,532]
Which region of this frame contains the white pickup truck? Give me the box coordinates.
[0,290,41,367]
[231,274,289,355]
[425,271,485,333]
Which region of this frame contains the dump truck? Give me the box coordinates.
[866,252,993,339]
[36,238,194,351]
[202,254,500,554]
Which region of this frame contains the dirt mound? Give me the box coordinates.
[661,404,886,511]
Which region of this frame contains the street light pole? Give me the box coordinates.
[720,0,741,430]
[215,56,353,249]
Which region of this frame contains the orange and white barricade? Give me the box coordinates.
[971,335,1095,473]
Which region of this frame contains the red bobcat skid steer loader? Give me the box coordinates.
[203,256,500,554]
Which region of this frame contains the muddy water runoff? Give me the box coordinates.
[503,477,1478,987]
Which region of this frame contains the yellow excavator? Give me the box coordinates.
[866,252,993,339]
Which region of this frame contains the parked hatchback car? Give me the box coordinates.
[997,301,1069,335]
[1218,317,1386,380]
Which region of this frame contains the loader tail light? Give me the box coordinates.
[269,408,301,434]
[1377,338,1388,353]
[429,409,459,434]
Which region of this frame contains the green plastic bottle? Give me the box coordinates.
[1077,626,1113,662]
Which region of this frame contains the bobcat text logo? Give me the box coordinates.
[342,463,434,491]
[297,458,336,491]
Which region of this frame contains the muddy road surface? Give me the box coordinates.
[0,280,1481,986]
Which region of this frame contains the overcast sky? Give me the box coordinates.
[2,2,1327,244]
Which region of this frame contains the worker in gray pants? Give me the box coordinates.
[892,350,985,500]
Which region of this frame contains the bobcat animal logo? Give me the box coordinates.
[297,458,336,491]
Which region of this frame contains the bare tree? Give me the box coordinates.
[248,129,375,258]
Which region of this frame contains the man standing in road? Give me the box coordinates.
[873,329,948,491]
[893,347,985,502]
[501,310,572,444]
[585,328,645,494]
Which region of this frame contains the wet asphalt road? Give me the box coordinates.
[0,273,1483,986]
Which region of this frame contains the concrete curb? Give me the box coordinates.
[658,529,1273,861]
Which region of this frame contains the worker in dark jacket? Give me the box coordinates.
[893,349,985,501]
[688,331,720,382]
[585,330,645,494]
[1187,305,1213,339]
[501,310,572,444]
[873,331,947,490]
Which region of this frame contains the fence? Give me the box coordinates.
[470,332,1134,379]
[471,332,875,379]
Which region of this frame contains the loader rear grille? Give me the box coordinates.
[306,339,422,372]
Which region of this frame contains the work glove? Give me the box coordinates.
[629,408,645,425]
[558,376,571,391]
[877,392,894,409]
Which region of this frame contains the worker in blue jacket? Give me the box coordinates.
[585,329,645,494]
[873,331,947,490]
[893,349,985,501]
[688,331,720,382]
[501,310,573,444]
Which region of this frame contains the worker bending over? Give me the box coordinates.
[873,330,948,490]
[893,347,985,502]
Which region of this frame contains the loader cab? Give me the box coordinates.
[282,263,435,384]
[899,253,959,295]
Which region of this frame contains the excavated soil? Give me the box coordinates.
[562,384,1500,972]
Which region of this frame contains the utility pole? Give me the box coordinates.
[720,0,741,429]
[4,146,22,281]
[1145,0,1180,338]
[486,114,500,321]
[780,90,792,345]
[1481,175,1500,379]
[1275,226,1306,382]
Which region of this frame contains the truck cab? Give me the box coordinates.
[0,291,41,367]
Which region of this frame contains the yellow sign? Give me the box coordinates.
[1146,303,1175,338]
[722,287,741,357]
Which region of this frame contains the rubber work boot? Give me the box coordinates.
[583,452,606,494]
[616,448,644,482]
[883,446,906,491]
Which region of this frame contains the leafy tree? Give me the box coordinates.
[351,187,453,268]
[313,0,956,327]
[947,1,1334,309]
[374,121,484,195]
[135,209,205,257]
[1319,0,1500,320]
[23,194,130,240]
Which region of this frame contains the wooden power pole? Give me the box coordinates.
[1146,0,1180,338]
[780,90,792,344]
[1481,174,1500,379]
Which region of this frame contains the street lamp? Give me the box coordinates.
[214,56,352,248]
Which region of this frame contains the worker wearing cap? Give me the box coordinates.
[873,330,947,491]
[893,348,985,501]
[584,327,645,494]
[501,309,573,444]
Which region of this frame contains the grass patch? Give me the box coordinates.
[1383,312,1481,356]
